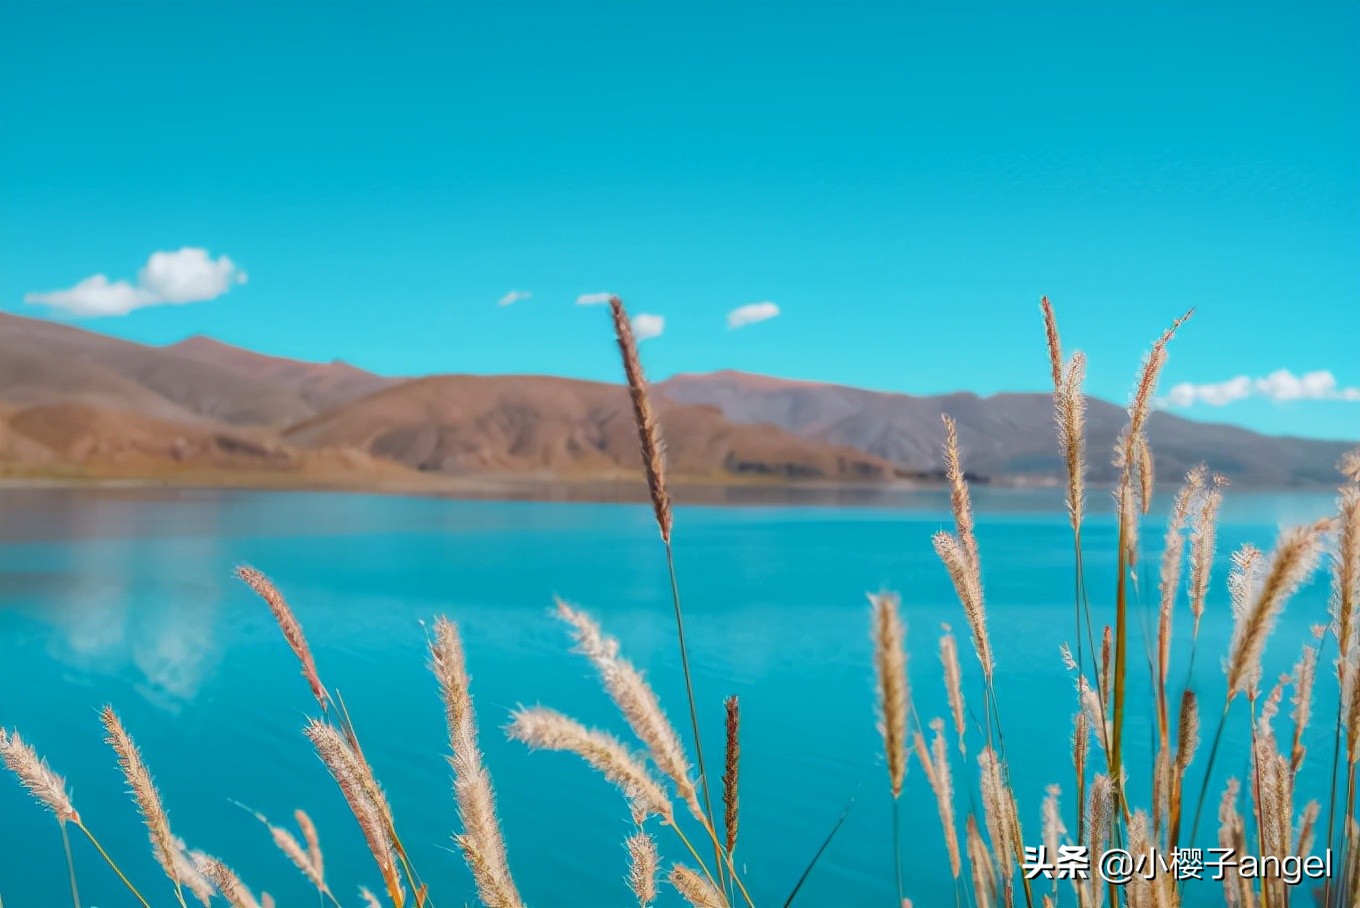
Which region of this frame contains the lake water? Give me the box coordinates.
[0,486,1346,907]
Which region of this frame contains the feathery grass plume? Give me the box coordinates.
[1110,311,1192,801]
[303,720,403,906]
[608,296,672,544]
[977,747,1015,884]
[939,625,968,756]
[1056,352,1087,536]
[250,810,330,898]
[965,815,998,908]
[174,845,217,908]
[941,415,982,589]
[236,566,330,712]
[429,618,522,907]
[1189,474,1227,637]
[1216,779,1250,908]
[1346,647,1360,765]
[627,832,659,907]
[722,696,739,859]
[101,706,183,900]
[1040,785,1064,879]
[193,854,260,908]
[1289,643,1318,776]
[294,809,323,882]
[554,601,698,816]
[1169,690,1199,843]
[1331,487,1359,793]
[1229,543,1264,619]
[1040,296,1063,392]
[507,706,671,823]
[1116,310,1192,473]
[913,719,960,879]
[933,532,993,682]
[1124,811,1155,908]
[1340,447,1360,484]
[1084,775,1113,908]
[1134,434,1155,515]
[1294,800,1319,857]
[870,591,909,798]
[1099,626,1112,706]
[359,886,382,908]
[668,864,724,907]
[1072,711,1089,842]
[1226,521,1328,700]
[0,728,79,825]
[1157,466,1203,741]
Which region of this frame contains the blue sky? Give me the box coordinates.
[1,1,1356,440]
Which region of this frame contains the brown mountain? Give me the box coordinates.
[284,374,898,482]
[657,371,1355,487]
[0,313,896,489]
[166,335,396,412]
[1,312,1351,492]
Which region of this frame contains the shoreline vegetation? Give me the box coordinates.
[3,296,1360,908]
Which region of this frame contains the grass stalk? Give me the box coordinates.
[75,822,150,908]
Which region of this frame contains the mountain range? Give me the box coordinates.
[0,311,1352,495]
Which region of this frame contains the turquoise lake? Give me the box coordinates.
[0,487,1346,907]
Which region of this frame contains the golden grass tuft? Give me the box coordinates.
[430,617,522,907]
[236,566,330,712]
[0,728,79,826]
[626,831,659,907]
[608,296,672,545]
[506,706,672,824]
[870,591,909,798]
[101,705,183,900]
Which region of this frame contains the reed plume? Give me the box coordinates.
[0,728,79,825]
[1157,466,1203,743]
[506,706,672,823]
[722,696,739,860]
[871,591,909,798]
[965,815,998,908]
[101,705,184,903]
[359,886,382,908]
[429,617,522,907]
[1289,643,1318,776]
[978,747,1015,884]
[939,625,968,756]
[914,718,960,879]
[174,843,216,907]
[1056,352,1087,537]
[608,294,721,883]
[1189,474,1227,638]
[303,720,403,906]
[248,809,331,900]
[193,853,260,908]
[295,809,323,883]
[669,864,724,907]
[555,600,698,815]
[933,531,992,682]
[627,832,659,907]
[236,566,330,712]
[1040,296,1063,392]
[1340,447,1360,484]
[1226,521,1328,700]
[608,296,671,545]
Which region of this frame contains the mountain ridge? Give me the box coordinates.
[0,311,1353,491]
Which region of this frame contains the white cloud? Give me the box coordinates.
[632,313,665,341]
[497,290,531,307]
[576,292,614,305]
[1160,369,1360,408]
[25,247,246,317]
[727,301,780,329]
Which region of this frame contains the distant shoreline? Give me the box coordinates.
[0,470,1344,510]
